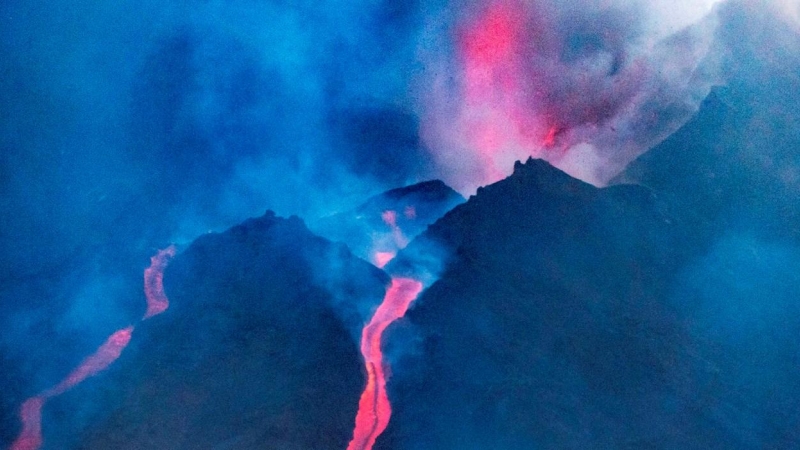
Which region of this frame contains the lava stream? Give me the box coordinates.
[347,277,424,450]
[10,246,175,450]
[143,245,177,319]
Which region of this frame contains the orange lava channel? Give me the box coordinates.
[10,246,175,450]
[347,277,423,450]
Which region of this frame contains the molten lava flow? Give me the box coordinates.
[350,206,425,449]
[9,327,133,450]
[143,245,177,319]
[373,252,396,269]
[45,327,134,397]
[10,398,43,450]
[10,246,175,450]
[347,278,424,450]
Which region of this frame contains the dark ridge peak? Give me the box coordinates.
[474,157,595,201]
[513,157,591,186]
[386,179,450,195]
[221,210,311,243]
[511,157,585,182]
[364,179,464,208]
[388,156,669,282]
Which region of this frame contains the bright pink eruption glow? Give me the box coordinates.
[455,0,555,182]
[347,278,424,450]
[143,245,177,319]
[11,246,175,450]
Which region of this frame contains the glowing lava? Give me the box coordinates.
[381,210,409,249]
[143,246,177,319]
[347,278,424,450]
[373,252,396,269]
[10,246,175,450]
[45,327,134,397]
[349,206,426,450]
[10,398,43,450]
[371,210,411,268]
[421,0,564,193]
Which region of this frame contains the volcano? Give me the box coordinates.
[46,213,389,449]
[4,1,800,449]
[376,157,800,449]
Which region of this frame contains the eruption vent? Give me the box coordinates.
[421,0,561,192]
[10,246,175,450]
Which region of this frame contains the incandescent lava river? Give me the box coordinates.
[348,210,424,450]
[10,246,176,450]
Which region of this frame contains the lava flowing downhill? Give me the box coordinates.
[10,246,176,450]
[347,212,424,450]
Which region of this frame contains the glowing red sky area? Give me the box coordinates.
[418,0,560,192]
[347,277,424,450]
[11,246,175,450]
[458,0,559,177]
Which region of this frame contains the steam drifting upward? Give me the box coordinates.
[416,0,722,192]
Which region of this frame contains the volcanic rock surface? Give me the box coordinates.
[61,212,388,450]
[377,153,800,448]
[312,180,465,262]
[372,8,800,448]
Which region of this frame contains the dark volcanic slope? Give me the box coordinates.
[312,180,465,261]
[378,158,800,449]
[617,1,800,241]
[59,212,388,450]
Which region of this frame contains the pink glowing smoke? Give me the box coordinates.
[418,0,719,191]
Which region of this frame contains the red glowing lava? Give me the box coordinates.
[143,245,177,319]
[9,398,43,450]
[10,327,133,450]
[11,246,175,450]
[373,251,396,269]
[381,210,398,228]
[347,277,424,450]
[45,327,134,397]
